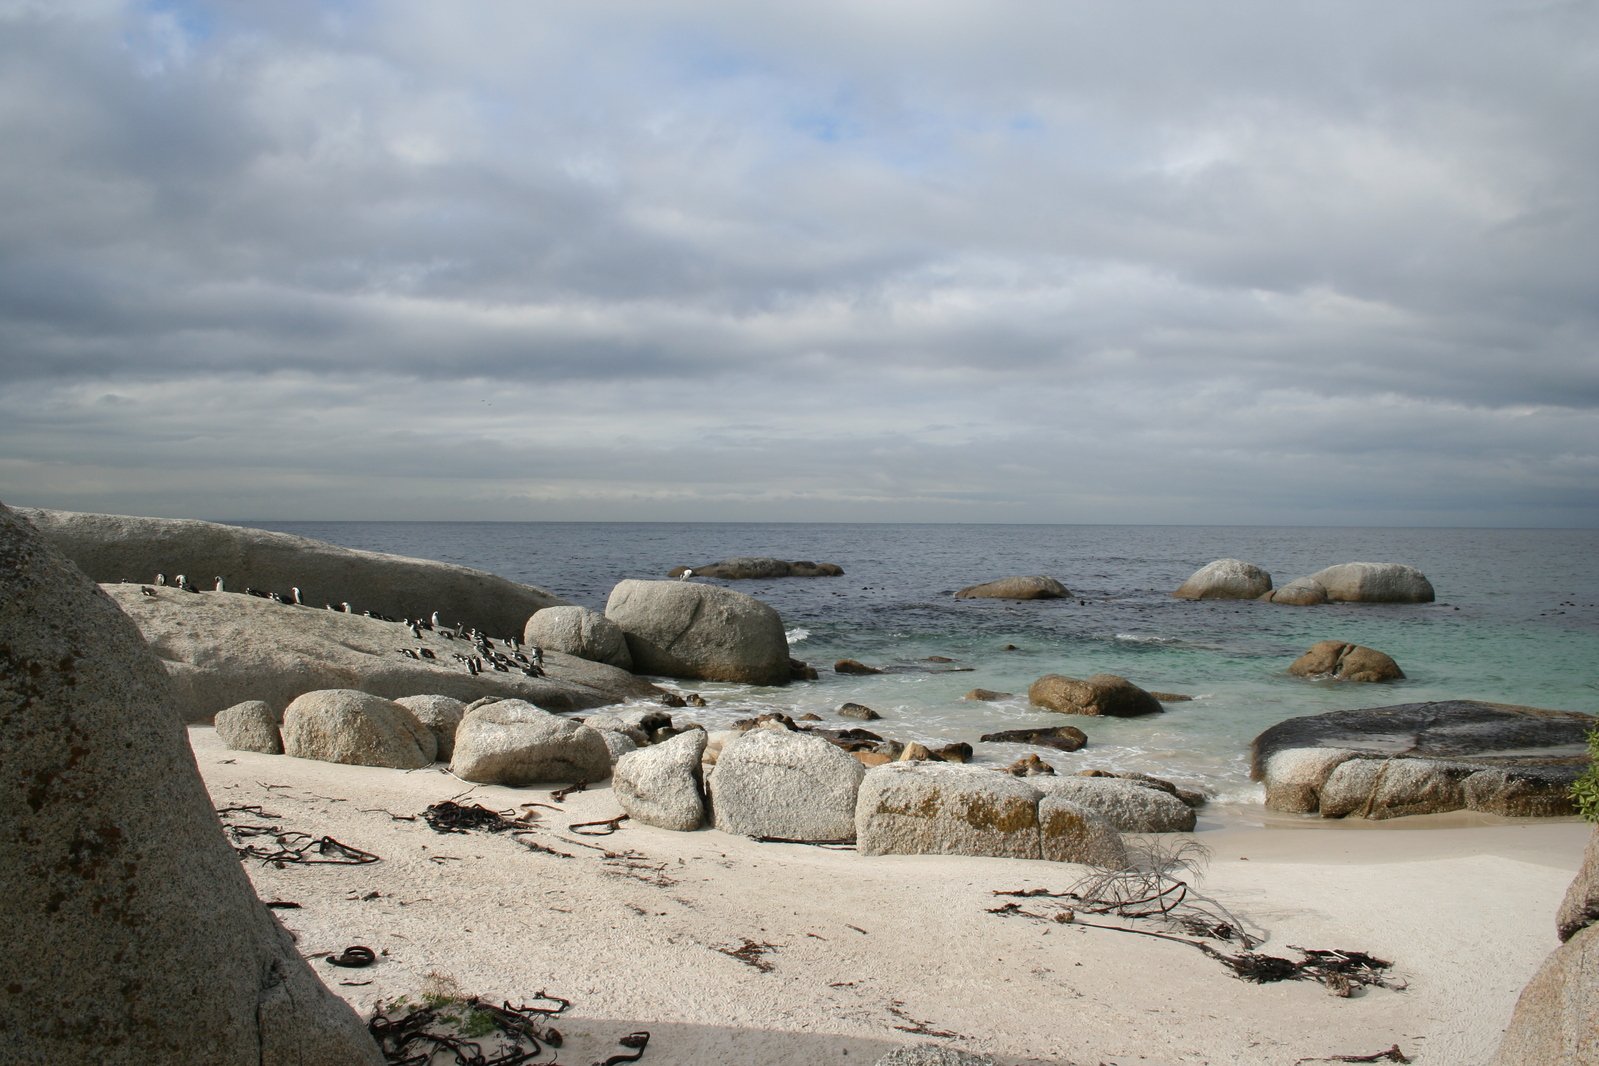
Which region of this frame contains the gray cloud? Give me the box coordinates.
[0,0,1595,525]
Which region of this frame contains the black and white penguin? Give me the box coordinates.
[214,576,225,592]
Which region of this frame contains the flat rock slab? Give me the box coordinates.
[672,557,844,578]
[104,584,659,722]
[1252,701,1596,819]
[22,506,566,638]
[955,575,1070,600]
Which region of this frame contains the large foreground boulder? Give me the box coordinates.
[525,605,633,670]
[1493,828,1599,1065]
[1029,673,1163,717]
[1288,640,1405,682]
[19,506,566,638]
[709,728,864,841]
[606,579,792,685]
[1251,701,1594,819]
[1173,559,1272,600]
[672,557,843,579]
[955,575,1070,600]
[0,502,381,1064]
[1303,562,1434,603]
[450,700,613,785]
[101,583,657,722]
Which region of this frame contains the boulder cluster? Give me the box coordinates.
[1174,557,1436,605]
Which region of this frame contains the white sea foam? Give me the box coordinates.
[785,626,811,645]
[1115,632,1180,645]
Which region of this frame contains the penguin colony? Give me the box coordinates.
[128,573,545,678]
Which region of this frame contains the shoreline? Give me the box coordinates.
[190,726,1592,1066]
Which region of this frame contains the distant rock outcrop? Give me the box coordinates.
[0,501,382,1064]
[100,583,655,722]
[1303,562,1434,603]
[1260,577,1328,605]
[19,506,566,638]
[607,579,792,685]
[1251,701,1594,819]
[1288,640,1405,682]
[954,576,1070,600]
[1173,559,1273,600]
[671,557,844,579]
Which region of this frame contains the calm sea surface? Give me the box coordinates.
[246,522,1599,823]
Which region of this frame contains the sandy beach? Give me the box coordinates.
[188,727,1591,1066]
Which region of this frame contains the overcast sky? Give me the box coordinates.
[2,1,1595,526]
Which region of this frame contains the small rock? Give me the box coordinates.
[899,742,933,762]
[933,742,973,764]
[1289,640,1405,683]
[1029,673,1162,717]
[955,575,1070,600]
[979,725,1088,752]
[835,659,882,675]
[1006,753,1056,776]
[963,689,1013,702]
[839,702,882,721]
[214,700,283,755]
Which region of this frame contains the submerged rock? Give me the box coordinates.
[979,725,1089,752]
[670,557,844,579]
[954,575,1070,600]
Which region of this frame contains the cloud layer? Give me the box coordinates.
[2,0,1595,524]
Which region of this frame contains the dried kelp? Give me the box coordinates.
[369,986,650,1066]
[217,805,380,866]
[421,800,538,835]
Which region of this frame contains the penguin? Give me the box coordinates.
[140,586,158,597]
[290,587,304,606]
[419,648,436,660]
[402,648,421,659]
[155,573,167,587]
[431,610,442,628]
[408,621,422,639]
[214,576,225,592]
[341,602,352,613]
[530,646,544,668]
[679,568,694,581]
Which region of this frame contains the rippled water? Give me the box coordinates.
[248,521,1599,814]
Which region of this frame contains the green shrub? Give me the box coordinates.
[1573,729,1599,823]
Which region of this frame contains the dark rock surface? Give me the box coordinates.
[671,557,843,579]
[1251,701,1595,819]
[979,725,1089,752]
[954,575,1070,600]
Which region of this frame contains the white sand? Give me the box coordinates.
[191,727,1589,1066]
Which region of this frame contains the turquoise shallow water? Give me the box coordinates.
[247,521,1599,812]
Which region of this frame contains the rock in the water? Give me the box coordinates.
[954,575,1070,600]
[979,725,1088,752]
[524,605,633,670]
[214,699,283,754]
[709,728,864,841]
[393,694,467,761]
[1173,559,1273,600]
[0,501,381,1064]
[281,689,436,768]
[613,729,708,831]
[1288,640,1405,682]
[21,506,564,638]
[839,702,881,721]
[1033,776,1197,832]
[963,689,1012,702]
[1261,576,1328,605]
[1251,701,1594,819]
[1029,673,1163,717]
[671,557,844,579]
[834,658,881,675]
[101,582,656,722]
[1304,561,1435,603]
[450,700,613,785]
[606,579,791,685]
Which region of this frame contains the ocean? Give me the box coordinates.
[248,521,1599,824]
